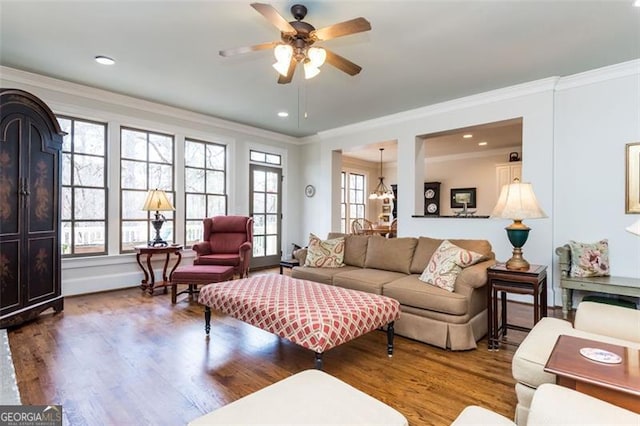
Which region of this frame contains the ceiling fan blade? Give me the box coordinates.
[325,49,362,76]
[313,17,371,41]
[219,41,278,57]
[251,3,296,34]
[277,58,297,84]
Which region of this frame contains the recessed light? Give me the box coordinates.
[478,141,488,146]
[95,56,115,65]
[277,111,289,118]
[634,0,640,7]
[463,134,473,139]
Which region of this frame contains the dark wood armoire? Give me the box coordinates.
[0,89,65,328]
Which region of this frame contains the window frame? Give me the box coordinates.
[184,138,228,247]
[57,115,109,257]
[341,170,366,233]
[119,126,175,253]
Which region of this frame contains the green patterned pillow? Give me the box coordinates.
[569,239,610,277]
[419,240,484,292]
[304,233,345,268]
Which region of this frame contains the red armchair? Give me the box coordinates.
[192,216,253,278]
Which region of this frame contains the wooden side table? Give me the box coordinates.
[279,258,300,274]
[487,263,547,350]
[134,245,183,295]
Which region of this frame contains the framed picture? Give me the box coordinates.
[450,188,477,208]
[381,214,391,222]
[626,142,640,213]
[382,205,391,214]
[382,197,390,205]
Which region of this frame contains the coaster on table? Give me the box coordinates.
[579,347,622,364]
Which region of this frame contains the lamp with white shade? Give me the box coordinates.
[491,178,547,270]
[627,218,640,236]
[141,189,175,247]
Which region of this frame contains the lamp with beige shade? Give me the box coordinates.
[142,189,175,247]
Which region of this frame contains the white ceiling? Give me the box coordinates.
[1,1,639,141]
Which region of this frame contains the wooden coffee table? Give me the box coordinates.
[544,335,640,413]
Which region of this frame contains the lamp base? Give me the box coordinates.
[148,214,168,247]
[505,248,530,271]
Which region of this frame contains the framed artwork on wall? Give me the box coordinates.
[626,142,640,213]
[450,188,477,209]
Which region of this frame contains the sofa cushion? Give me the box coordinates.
[343,234,370,267]
[364,236,417,274]
[291,265,360,285]
[333,268,406,294]
[419,240,485,292]
[383,275,469,316]
[410,237,493,274]
[304,233,345,268]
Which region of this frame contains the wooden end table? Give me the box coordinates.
[487,263,547,350]
[279,258,300,274]
[134,245,183,295]
[544,335,640,413]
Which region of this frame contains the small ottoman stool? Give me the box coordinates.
[188,369,408,425]
[170,265,234,304]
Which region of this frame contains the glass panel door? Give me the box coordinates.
[249,164,282,269]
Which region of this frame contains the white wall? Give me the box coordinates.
[301,59,640,307]
[554,66,640,279]
[1,66,302,296]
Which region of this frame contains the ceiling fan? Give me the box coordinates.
[219,3,371,84]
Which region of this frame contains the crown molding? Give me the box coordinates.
[304,77,559,142]
[0,66,300,145]
[554,59,640,91]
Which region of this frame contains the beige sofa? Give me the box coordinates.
[512,301,640,425]
[291,234,496,350]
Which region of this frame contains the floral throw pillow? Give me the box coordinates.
[568,239,610,277]
[419,240,484,292]
[304,233,345,268]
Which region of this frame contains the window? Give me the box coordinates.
[342,171,365,233]
[184,139,227,245]
[250,149,281,165]
[120,127,174,252]
[58,116,108,256]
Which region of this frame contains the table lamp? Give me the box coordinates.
[627,218,640,236]
[142,189,175,247]
[491,178,547,270]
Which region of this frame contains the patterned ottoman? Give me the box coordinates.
[198,274,401,369]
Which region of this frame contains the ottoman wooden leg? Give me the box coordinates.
[205,306,211,335]
[314,352,323,370]
[387,321,395,357]
[171,283,177,304]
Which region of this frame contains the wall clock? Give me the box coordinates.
[305,184,316,197]
[424,182,441,216]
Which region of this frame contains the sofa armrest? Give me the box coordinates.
[574,301,640,343]
[454,259,497,292]
[192,241,212,256]
[293,247,308,265]
[451,406,515,426]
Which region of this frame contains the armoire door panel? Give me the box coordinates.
[27,237,57,302]
[0,240,21,314]
[0,116,22,236]
[28,121,57,233]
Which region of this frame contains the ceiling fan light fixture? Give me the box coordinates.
[274,44,293,62]
[307,47,326,67]
[273,60,291,76]
[303,61,321,79]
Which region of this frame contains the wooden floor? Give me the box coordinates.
[7,271,563,426]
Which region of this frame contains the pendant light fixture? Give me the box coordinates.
[369,148,395,200]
